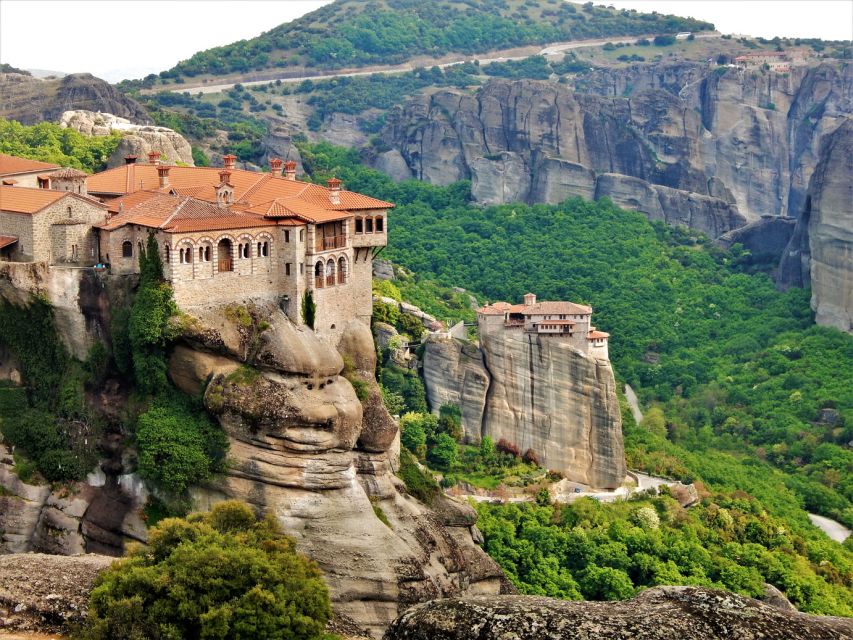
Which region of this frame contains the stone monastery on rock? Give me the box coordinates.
[0,152,392,337]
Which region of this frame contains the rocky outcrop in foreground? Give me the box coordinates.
[383,588,853,640]
[60,110,195,167]
[0,72,147,125]
[170,303,507,638]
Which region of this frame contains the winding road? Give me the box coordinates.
[808,513,851,543]
[176,33,719,95]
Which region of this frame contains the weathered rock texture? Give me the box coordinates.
[379,62,851,233]
[59,109,195,167]
[0,553,114,635]
[171,303,507,638]
[423,328,625,489]
[0,72,147,125]
[383,588,853,640]
[802,119,853,331]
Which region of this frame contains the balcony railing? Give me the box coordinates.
[317,235,347,252]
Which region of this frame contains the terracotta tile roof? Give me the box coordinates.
[0,185,105,214]
[539,319,576,325]
[478,302,511,315]
[588,330,610,339]
[0,154,61,176]
[0,235,18,249]
[516,301,592,316]
[106,190,161,214]
[87,165,393,223]
[98,193,275,234]
[49,167,89,179]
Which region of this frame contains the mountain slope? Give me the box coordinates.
[160,0,712,81]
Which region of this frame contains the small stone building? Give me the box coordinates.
[478,293,610,359]
[0,186,107,264]
[94,156,392,337]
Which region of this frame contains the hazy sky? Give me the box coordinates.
[1,0,851,83]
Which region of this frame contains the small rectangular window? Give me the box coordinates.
[285,263,291,275]
[365,218,373,233]
[299,262,304,275]
[284,230,290,242]
[299,230,305,242]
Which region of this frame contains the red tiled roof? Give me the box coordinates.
[0,154,61,176]
[588,330,610,339]
[538,319,576,325]
[0,235,18,249]
[479,299,592,316]
[0,185,105,214]
[49,167,89,179]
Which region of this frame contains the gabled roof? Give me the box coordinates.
[0,185,106,215]
[588,330,610,340]
[0,154,61,176]
[516,301,592,316]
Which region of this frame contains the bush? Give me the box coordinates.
[522,448,540,466]
[400,411,429,459]
[77,501,331,640]
[398,449,441,505]
[301,290,316,329]
[428,432,459,469]
[496,438,520,458]
[653,35,676,46]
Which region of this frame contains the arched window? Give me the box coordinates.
[199,246,205,262]
[238,243,249,259]
[337,256,347,284]
[314,260,324,288]
[137,241,143,256]
[67,206,72,218]
[355,217,363,233]
[164,245,170,263]
[257,241,269,258]
[365,217,373,233]
[122,241,133,258]
[375,216,384,232]
[325,258,335,287]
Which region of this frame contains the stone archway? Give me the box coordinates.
[217,238,233,272]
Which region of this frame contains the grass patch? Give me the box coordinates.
[398,449,441,506]
[369,496,392,528]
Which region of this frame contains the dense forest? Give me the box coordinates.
[0,119,122,173]
[159,0,712,80]
[300,141,852,533]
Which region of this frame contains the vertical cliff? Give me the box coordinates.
[423,328,625,490]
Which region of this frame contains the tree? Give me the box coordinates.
[301,290,316,329]
[400,411,428,459]
[78,501,331,640]
[429,432,459,469]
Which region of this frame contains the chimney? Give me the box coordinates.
[158,166,170,189]
[223,154,237,170]
[124,155,137,165]
[269,157,283,177]
[148,151,161,165]
[283,160,297,181]
[327,177,342,206]
[523,293,536,306]
[219,170,231,185]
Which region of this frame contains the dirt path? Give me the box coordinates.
[624,384,643,424]
[174,33,719,95]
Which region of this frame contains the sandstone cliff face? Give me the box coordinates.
[423,328,625,489]
[803,119,853,331]
[60,110,195,167]
[378,62,851,234]
[0,72,147,125]
[383,588,853,640]
[170,303,506,638]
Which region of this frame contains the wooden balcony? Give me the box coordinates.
[316,235,347,252]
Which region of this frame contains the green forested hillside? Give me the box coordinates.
[300,142,853,532]
[160,0,712,80]
[0,119,122,173]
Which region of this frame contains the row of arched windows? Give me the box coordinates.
[162,235,274,267]
[314,256,348,288]
[354,216,384,234]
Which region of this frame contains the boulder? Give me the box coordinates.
[383,588,853,640]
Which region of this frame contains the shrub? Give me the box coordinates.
[496,438,520,458]
[77,501,331,640]
[428,432,459,469]
[398,449,441,505]
[522,448,540,466]
[301,290,316,329]
[400,411,428,459]
[653,35,676,46]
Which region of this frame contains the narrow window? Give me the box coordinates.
[355,217,363,233]
[299,262,304,275]
[284,230,290,242]
[122,241,132,258]
[299,229,305,242]
[205,246,211,262]
[199,247,204,262]
[67,206,72,218]
[164,245,170,263]
[376,216,383,232]
[285,263,291,276]
[365,218,373,233]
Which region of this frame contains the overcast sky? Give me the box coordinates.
[1,0,851,83]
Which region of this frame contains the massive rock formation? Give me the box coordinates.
[378,62,851,235]
[423,328,625,489]
[60,110,195,167]
[0,72,147,125]
[383,588,853,640]
[169,303,507,638]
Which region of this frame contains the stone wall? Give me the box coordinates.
[0,195,105,263]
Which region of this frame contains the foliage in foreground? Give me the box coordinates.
[77,501,331,640]
[0,119,122,173]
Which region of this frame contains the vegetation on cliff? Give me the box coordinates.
[158,0,711,80]
[77,501,332,640]
[0,118,122,172]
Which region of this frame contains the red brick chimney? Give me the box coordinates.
[124,155,137,165]
[269,157,283,177]
[283,160,297,181]
[524,292,536,306]
[222,154,237,170]
[148,151,161,165]
[158,166,170,189]
[327,177,342,205]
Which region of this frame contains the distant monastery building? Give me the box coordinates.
[478,293,610,359]
[0,152,392,338]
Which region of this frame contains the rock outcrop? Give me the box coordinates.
[378,62,851,234]
[799,119,853,331]
[716,217,798,266]
[0,72,147,125]
[171,303,506,638]
[423,328,625,489]
[59,109,194,167]
[383,588,853,640]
